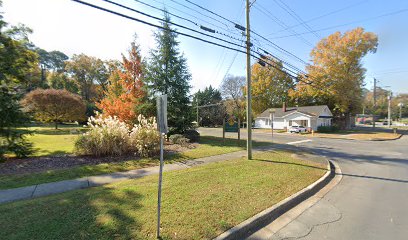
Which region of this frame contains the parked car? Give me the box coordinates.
[288,125,307,133]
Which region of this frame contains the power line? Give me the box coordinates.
[149,0,242,38]
[99,0,246,49]
[168,0,232,30]
[134,0,241,41]
[253,3,314,47]
[252,36,308,66]
[71,0,325,93]
[132,0,197,26]
[184,0,237,26]
[71,0,248,53]
[219,3,246,85]
[220,36,245,84]
[269,0,370,35]
[273,0,321,39]
[271,8,408,39]
[178,0,310,65]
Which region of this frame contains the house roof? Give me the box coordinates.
[257,105,329,118]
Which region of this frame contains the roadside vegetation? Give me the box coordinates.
[0,151,326,240]
[0,123,269,189]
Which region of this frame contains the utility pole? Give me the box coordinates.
[246,0,252,159]
[398,102,404,120]
[269,110,275,140]
[388,91,392,128]
[196,97,199,127]
[373,78,377,128]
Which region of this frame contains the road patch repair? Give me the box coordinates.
[213,156,340,240]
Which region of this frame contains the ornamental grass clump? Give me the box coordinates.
[75,114,130,156]
[129,115,160,157]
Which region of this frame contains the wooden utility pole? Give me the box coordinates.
[246,0,252,159]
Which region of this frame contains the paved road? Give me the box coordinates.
[199,128,408,240]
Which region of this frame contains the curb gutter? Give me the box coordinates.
[213,159,335,240]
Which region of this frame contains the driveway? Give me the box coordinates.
[199,127,408,240]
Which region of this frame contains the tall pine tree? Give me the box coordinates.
[145,13,192,134]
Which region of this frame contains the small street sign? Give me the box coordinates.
[156,95,168,134]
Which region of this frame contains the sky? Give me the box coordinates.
[3,0,408,95]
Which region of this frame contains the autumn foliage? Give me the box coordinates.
[22,89,86,129]
[289,27,378,127]
[98,42,146,124]
[251,57,294,115]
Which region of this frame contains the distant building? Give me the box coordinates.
[356,114,374,124]
[255,104,333,131]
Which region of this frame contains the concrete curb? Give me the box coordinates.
[213,159,335,240]
[369,133,403,141]
[306,133,403,142]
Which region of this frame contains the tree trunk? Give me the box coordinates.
[55,121,58,130]
[345,112,351,129]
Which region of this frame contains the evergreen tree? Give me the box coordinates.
[0,2,35,159]
[192,85,224,127]
[145,13,192,133]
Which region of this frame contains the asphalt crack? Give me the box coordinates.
[282,212,343,240]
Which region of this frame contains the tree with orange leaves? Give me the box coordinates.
[98,40,146,124]
[289,27,378,128]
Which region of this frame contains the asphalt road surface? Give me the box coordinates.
[199,128,408,240]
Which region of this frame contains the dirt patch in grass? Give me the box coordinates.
[0,143,196,176]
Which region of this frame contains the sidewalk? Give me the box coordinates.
[0,146,274,204]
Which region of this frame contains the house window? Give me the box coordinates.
[300,120,307,127]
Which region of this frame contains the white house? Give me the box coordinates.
[255,105,333,131]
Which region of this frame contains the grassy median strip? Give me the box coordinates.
[0,151,326,240]
[0,136,269,190]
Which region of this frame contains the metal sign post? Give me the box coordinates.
[156,95,168,239]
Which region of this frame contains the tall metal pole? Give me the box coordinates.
[373,78,377,128]
[246,0,252,159]
[388,92,392,128]
[156,133,164,238]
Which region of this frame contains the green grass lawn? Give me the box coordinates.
[24,124,87,156]
[1,127,270,190]
[0,151,326,240]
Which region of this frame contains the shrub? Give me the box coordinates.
[169,134,190,146]
[75,114,130,156]
[0,86,33,160]
[129,115,160,157]
[169,134,184,144]
[317,125,339,133]
[183,129,200,142]
[22,89,86,129]
[177,137,190,146]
